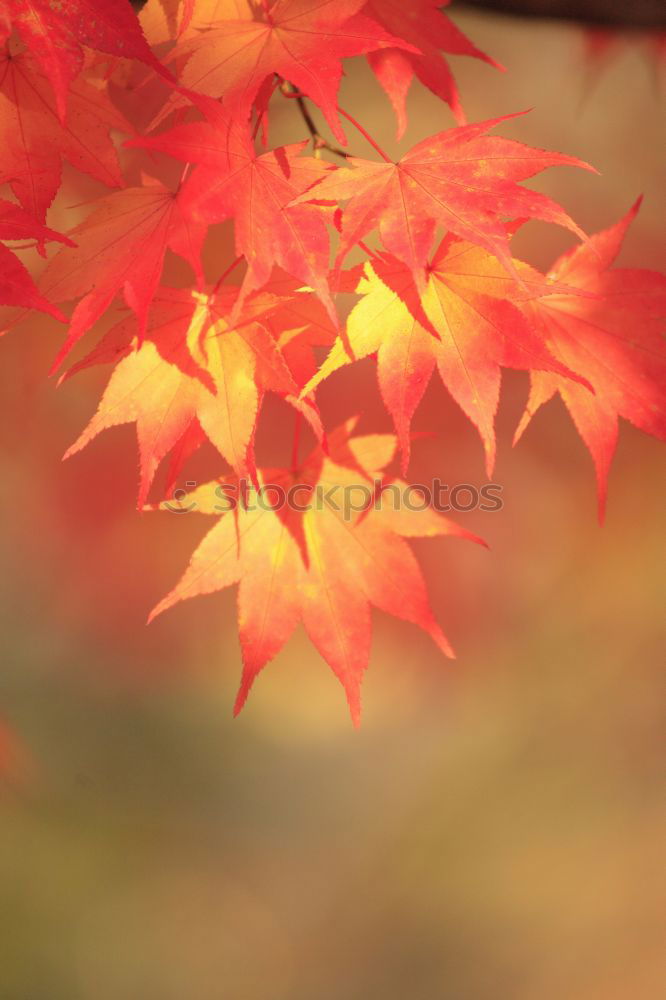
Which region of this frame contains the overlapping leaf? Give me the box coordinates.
[365,0,501,136]
[0,42,131,223]
[304,236,588,473]
[294,113,595,287]
[0,198,71,318]
[63,284,301,505]
[1,0,662,727]
[239,270,340,387]
[4,0,168,120]
[38,179,206,371]
[130,97,338,319]
[514,199,666,517]
[153,0,416,141]
[149,420,485,723]
[63,276,333,503]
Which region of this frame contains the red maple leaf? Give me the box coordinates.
[365,0,502,136]
[64,286,268,503]
[514,198,666,518]
[0,197,71,318]
[238,269,340,387]
[3,0,169,121]
[37,178,206,371]
[294,112,595,287]
[0,0,662,727]
[0,41,131,223]
[130,97,338,320]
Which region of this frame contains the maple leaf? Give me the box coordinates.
[580,27,666,102]
[153,0,416,141]
[130,97,338,319]
[149,419,485,724]
[303,237,588,474]
[0,196,73,245]
[239,269,341,387]
[293,112,596,287]
[36,178,206,371]
[0,197,71,318]
[0,0,661,732]
[514,198,666,519]
[4,0,169,121]
[62,284,297,505]
[365,0,501,136]
[0,42,132,224]
[138,0,194,46]
[62,281,329,505]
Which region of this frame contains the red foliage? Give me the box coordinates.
[0,0,663,721]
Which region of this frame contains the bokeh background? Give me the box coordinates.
[1,5,665,998]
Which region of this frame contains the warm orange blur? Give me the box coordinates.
[0,8,664,998]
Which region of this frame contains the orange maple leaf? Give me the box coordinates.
[62,280,330,506]
[304,237,588,474]
[153,0,416,141]
[238,270,340,387]
[63,285,289,505]
[149,419,485,724]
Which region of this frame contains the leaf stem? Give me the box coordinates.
[357,240,376,258]
[337,107,392,162]
[212,256,244,295]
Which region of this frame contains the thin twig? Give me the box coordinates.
[279,80,349,160]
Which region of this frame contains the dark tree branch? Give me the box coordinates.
[130,0,666,31]
[129,0,665,29]
[456,0,666,30]
[129,0,665,28]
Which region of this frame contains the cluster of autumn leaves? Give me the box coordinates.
[0,0,664,721]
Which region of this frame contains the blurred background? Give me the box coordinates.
[1,4,665,998]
